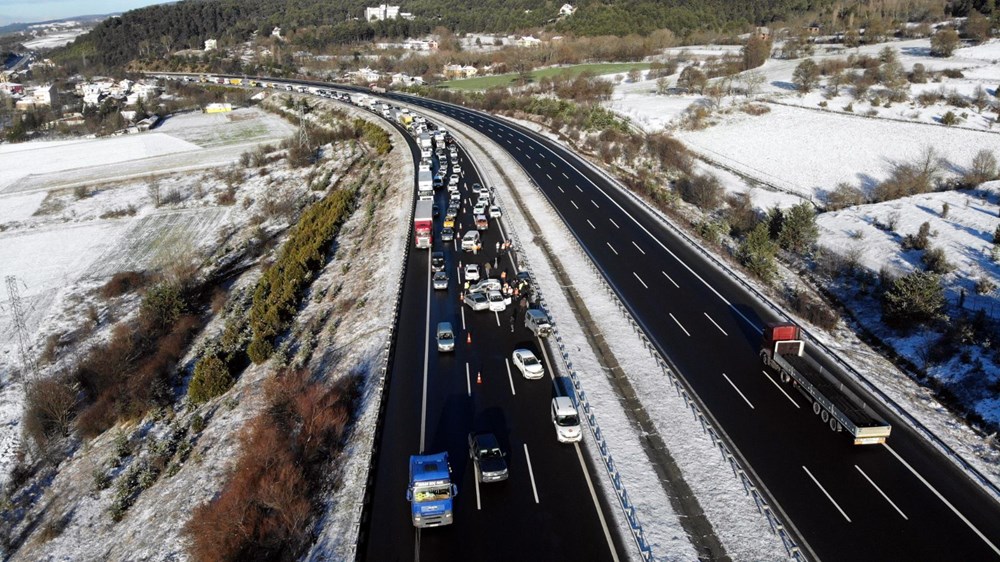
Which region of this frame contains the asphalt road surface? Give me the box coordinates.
[360,130,623,562]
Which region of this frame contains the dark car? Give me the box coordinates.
[468,432,508,483]
[432,203,440,217]
[431,251,445,272]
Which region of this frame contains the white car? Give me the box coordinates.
[489,205,502,218]
[512,349,545,380]
[449,190,461,202]
[449,175,460,187]
[452,164,461,175]
[464,263,481,282]
[432,271,449,290]
[448,182,460,194]
[473,202,487,216]
[471,279,502,293]
[487,290,508,312]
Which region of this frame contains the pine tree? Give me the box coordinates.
[738,222,779,282]
[778,202,819,255]
[792,58,820,92]
[881,271,945,327]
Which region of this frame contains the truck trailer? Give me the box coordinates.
[417,170,434,200]
[406,452,456,527]
[414,200,433,249]
[760,322,891,445]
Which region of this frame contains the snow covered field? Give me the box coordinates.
[0,107,294,488]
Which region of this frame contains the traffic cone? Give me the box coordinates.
[467,332,472,344]
[476,372,482,384]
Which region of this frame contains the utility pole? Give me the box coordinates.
[6,275,36,386]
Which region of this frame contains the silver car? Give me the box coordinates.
[437,322,455,352]
[463,292,489,311]
[432,271,449,290]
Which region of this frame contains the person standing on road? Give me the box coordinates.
[509,308,516,332]
[484,262,492,278]
[495,241,500,253]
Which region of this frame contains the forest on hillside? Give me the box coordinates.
[52,0,991,72]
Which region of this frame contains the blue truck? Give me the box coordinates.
[406,452,457,527]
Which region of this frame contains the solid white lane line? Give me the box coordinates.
[506,359,516,396]
[524,444,540,504]
[723,373,754,409]
[474,465,482,510]
[563,172,569,179]
[855,465,907,520]
[558,185,565,193]
[669,313,690,336]
[607,242,618,255]
[883,444,1000,555]
[420,250,433,452]
[591,199,600,208]
[575,184,583,192]
[761,371,799,408]
[661,271,679,288]
[571,200,579,210]
[587,219,596,229]
[632,241,645,255]
[633,272,648,289]
[609,218,620,229]
[494,310,501,327]
[704,312,728,336]
[575,443,619,562]
[466,363,471,397]
[803,465,851,523]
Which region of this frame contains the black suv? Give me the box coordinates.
[431,251,446,272]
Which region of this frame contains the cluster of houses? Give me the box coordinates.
[75,78,160,108]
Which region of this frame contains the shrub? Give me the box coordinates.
[792,59,820,92]
[184,370,358,562]
[921,246,953,273]
[941,111,959,126]
[187,354,233,405]
[101,271,147,299]
[902,221,932,250]
[964,149,998,186]
[790,290,839,331]
[930,28,960,57]
[23,376,78,449]
[140,282,186,332]
[724,192,760,237]
[824,182,866,210]
[676,173,723,210]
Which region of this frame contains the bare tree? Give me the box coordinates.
[147,178,161,207]
[740,70,766,98]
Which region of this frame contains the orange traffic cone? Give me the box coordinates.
[466,332,472,344]
[476,372,483,384]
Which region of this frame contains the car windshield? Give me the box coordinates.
[489,294,502,301]
[439,331,453,339]
[480,447,502,459]
[523,355,538,366]
[556,414,579,427]
[413,484,451,502]
[434,272,446,279]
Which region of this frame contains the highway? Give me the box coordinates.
[373,93,1000,561]
[147,72,1000,560]
[359,128,622,561]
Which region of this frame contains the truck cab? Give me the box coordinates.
[407,452,457,527]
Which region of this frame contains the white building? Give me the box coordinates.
[559,3,576,16]
[391,73,424,86]
[204,39,217,51]
[365,4,413,21]
[516,35,543,47]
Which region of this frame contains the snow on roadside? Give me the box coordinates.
[421,105,786,560]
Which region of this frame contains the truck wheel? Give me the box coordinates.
[812,402,821,416]
[820,410,830,423]
[829,418,841,432]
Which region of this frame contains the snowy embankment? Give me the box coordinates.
[0,108,292,487]
[416,105,787,560]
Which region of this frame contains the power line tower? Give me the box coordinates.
[5,275,36,385]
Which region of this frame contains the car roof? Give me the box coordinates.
[553,396,575,412]
[437,321,453,331]
[526,309,547,319]
[514,348,533,356]
[472,432,499,448]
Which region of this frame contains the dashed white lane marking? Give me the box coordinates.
[609,218,620,229]
[587,219,596,229]
[524,444,540,504]
[661,271,679,288]
[633,272,648,288]
[723,373,754,409]
[704,312,728,336]
[632,241,645,254]
[607,242,618,255]
[669,313,690,336]
[761,370,799,408]
[855,465,907,520]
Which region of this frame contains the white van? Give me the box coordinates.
[461,230,481,252]
[524,309,552,337]
[551,396,582,443]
